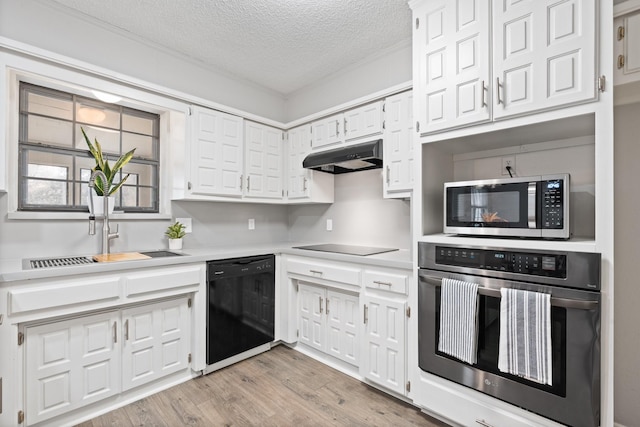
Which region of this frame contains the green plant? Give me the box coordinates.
[165,221,186,239]
[82,127,136,196]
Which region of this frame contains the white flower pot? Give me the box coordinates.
[168,238,183,250]
[88,193,115,216]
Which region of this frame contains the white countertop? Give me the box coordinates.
[0,242,413,283]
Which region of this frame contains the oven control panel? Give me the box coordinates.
[435,246,567,278]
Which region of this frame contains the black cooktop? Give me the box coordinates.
[294,244,398,256]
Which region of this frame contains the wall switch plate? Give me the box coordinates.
[326,219,333,231]
[176,217,192,233]
[248,218,255,230]
[501,156,515,175]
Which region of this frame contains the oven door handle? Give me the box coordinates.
[422,275,599,310]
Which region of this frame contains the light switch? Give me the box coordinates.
[248,218,255,230]
[176,217,192,233]
[326,219,333,231]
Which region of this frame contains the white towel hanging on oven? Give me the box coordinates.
[438,278,479,365]
[498,288,552,385]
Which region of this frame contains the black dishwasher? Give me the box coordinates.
[206,255,275,367]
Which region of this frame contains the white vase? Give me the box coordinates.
[88,193,115,216]
[168,238,183,250]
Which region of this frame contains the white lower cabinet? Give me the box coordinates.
[25,311,121,425]
[361,294,407,396]
[24,296,191,426]
[298,283,359,366]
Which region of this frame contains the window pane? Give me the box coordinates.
[76,101,120,128]
[123,162,155,186]
[27,116,73,147]
[27,91,73,120]
[123,113,154,134]
[26,179,69,205]
[76,125,120,154]
[123,132,154,159]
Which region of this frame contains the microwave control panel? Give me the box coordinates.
[435,246,567,279]
[540,179,565,229]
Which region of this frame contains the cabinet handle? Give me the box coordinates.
[319,296,323,314]
[326,298,330,315]
[374,280,393,287]
[247,175,251,191]
[303,177,308,191]
[239,174,243,190]
[386,166,390,185]
[335,120,340,136]
[309,269,323,275]
[475,420,494,427]
[344,118,347,135]
[113,321,117,343]
[481,80,486,107]
[364,304,368,324]
[496,77,502,105]
[124,319,129,341]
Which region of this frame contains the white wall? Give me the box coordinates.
[287,169,411,250]
[0,0,287,122]
[613,101,640,426]
[284,42,412,122]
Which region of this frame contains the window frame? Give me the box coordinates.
[18,82,161,213]
[3,58,185,220]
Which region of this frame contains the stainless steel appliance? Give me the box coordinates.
[444,174,570,239]
[205,255,275,373]
[418,242,600,427]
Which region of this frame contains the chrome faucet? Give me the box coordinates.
[88,170,119,254]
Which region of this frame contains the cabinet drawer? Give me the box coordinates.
[124,264,202,297]
[9,277,120,315]
[287,258,360,286]
[362,269,408,294]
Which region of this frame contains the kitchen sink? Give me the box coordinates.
[139,250,184,258]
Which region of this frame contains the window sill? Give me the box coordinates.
[8,211,172,220]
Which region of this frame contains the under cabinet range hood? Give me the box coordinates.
[302,139,383,174]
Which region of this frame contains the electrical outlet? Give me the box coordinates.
[501,156,515,175]
[176,217,192,233]
[326,219,333,231]
[248,218,255,230]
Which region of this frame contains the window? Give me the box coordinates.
[18,83,160,213]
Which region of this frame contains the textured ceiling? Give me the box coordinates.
[45,0,412,96]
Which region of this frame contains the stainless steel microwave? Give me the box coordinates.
[444,174,570,239]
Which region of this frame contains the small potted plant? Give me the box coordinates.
[165,221,186,250]
[83,127,136,214]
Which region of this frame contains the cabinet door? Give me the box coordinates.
[190,106,244,196]
[383,91,414,197]
[311,114,342,148]
[25,311,121,425]
[287,125,312,199]
[361,295,406,395]
[298,283,325,352]
[413,0,491,134]
[344,101,383,141]
[326,290,359,366]
[245,121,283,198]
[122,297,190,391]
[493,0,596,119]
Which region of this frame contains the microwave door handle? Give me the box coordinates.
[528,182,537,228]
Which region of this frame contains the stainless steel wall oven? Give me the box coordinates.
[418,242,601,427]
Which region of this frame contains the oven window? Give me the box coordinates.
[435,288,567,396]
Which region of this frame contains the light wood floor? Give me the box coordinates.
[77,345,449,426]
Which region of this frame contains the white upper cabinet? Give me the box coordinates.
[493,0,596,119]
[411,0,597,134]
[244,121,283,199]
[615,7,640,86]
[413,0,491,133]
[311,101,384,149]
[383,91,414,197]
[286,124,334,202]
[189,106,244,197]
